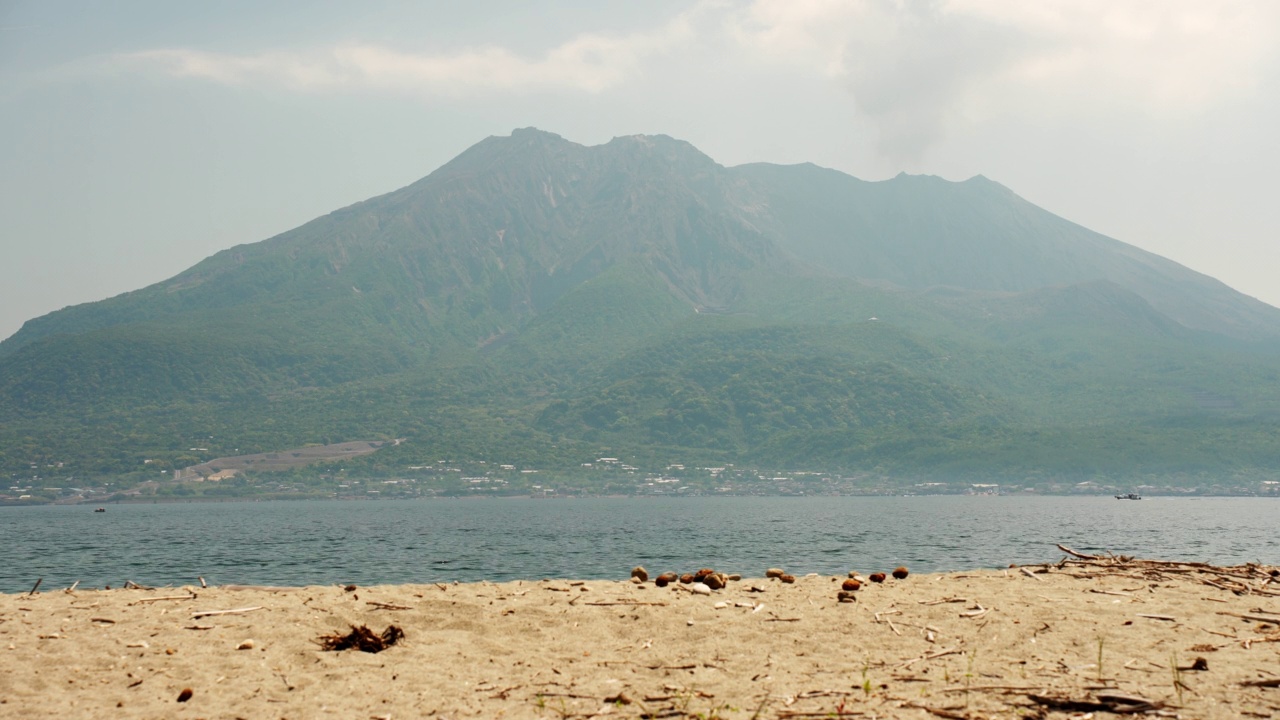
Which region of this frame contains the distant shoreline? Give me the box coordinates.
[5,489,1280,509]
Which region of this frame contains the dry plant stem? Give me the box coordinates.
[1217,611,1280,624]
[794,689,853,699]
[1027,692,1161,714]
[130,593,197,605]
[898,648,962,669]
[1089,589,1133,597]
[773,707,865,712]
[191,606,264,619]
[28,578,42,596]
[903,702,972,719]
[365,601,413,610]
[874,609,904,636]
[939,685,1043,693]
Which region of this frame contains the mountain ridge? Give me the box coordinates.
[7,128,1277,353]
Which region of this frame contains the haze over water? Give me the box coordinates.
[4,495,1277,593]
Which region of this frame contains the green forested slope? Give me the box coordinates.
[3,129,1279,485]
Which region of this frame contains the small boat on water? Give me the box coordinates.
[93,507,106,512]
[1114,493,1141,500]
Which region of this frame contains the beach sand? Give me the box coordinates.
[2,556,1278,719]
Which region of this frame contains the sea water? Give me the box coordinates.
[2,495,1276,592]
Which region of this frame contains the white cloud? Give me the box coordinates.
[729,0,1280,159]
[119,12,698,95]
[111,0,1279,161]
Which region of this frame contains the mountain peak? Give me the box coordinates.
[890,171,956,184]
[600,133,721,175]
[606,132,681,146]
[510,126,560,137]
[506,127,567,143]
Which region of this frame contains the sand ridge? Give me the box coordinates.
[2,555,1279,719]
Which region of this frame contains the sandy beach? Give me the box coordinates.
[2,553,1278,719]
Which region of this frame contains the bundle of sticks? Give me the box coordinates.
[1047,543,1280,598]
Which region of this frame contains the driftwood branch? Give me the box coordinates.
[1027,692,1161,714]
[1056,544,1103,560]
[1088,589,1133,597]
[897,647,962,669]
[1217,611,1280,624]
[773,707,865,712]
[191,606,264,619]
[901,703,968,719]
[130,593,197,605]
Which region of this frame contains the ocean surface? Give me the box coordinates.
[2,495,1277,593]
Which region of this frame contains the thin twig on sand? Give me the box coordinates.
[190,606,264,619]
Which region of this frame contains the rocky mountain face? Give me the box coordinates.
[3,128,1279,481]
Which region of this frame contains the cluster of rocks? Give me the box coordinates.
[628,564,909,603]
[834,566,910,603]
[765,567,796,584]
[630,566,742,594]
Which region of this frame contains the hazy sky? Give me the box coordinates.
[3,1,1278,341]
